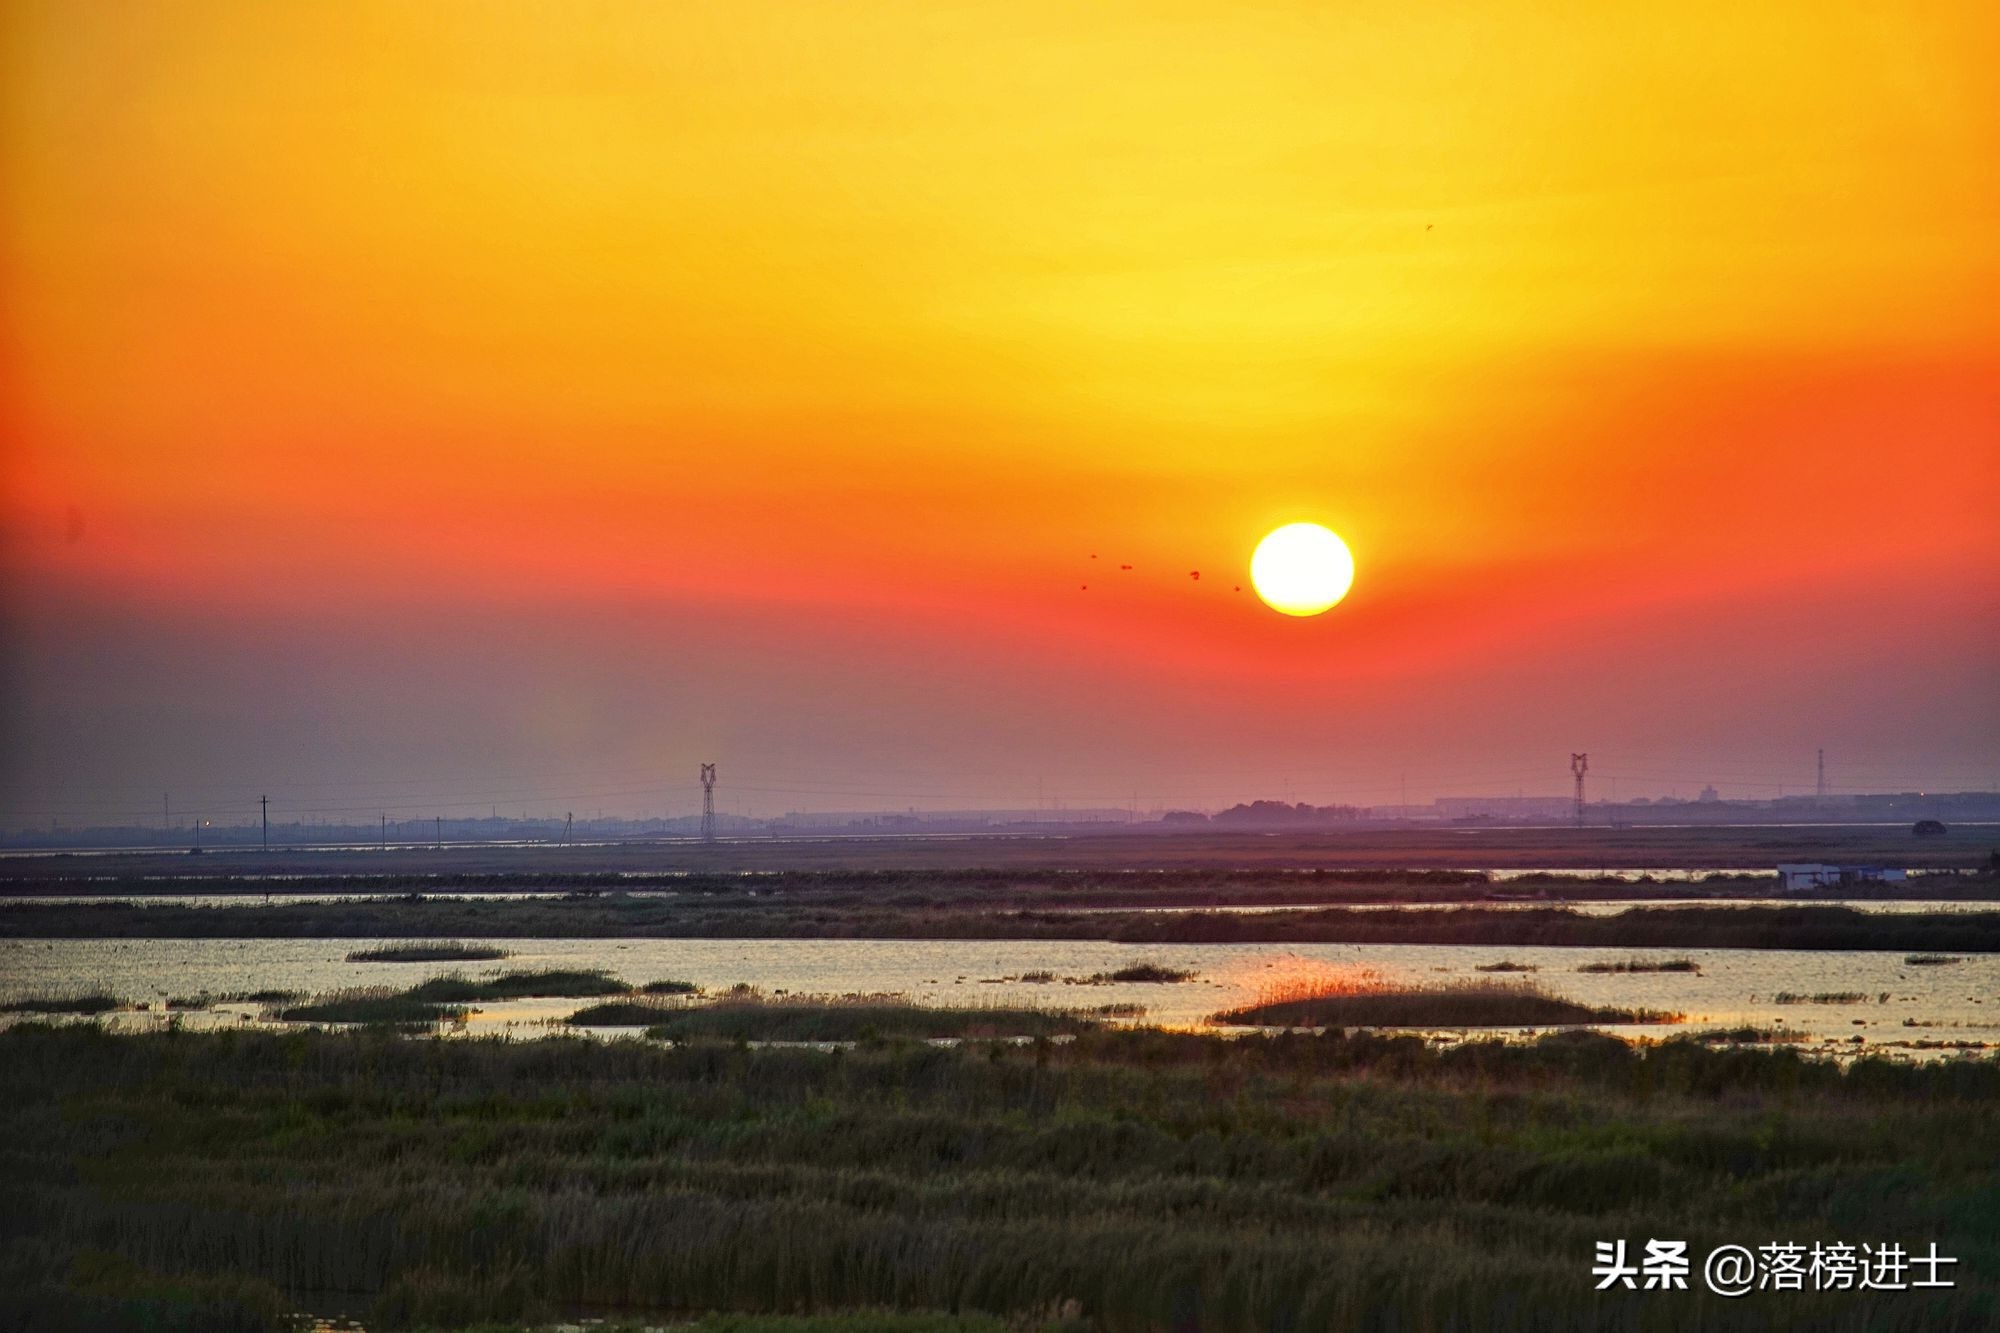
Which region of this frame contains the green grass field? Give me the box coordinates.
[2,1022,1997,1331]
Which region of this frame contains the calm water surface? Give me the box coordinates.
[3,936,1995,1060]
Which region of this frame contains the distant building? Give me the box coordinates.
[1913,820,1948,836]
[1697,785,1720,803]
[1776,863,1909,892]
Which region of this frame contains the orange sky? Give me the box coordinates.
[2,2,1996,821]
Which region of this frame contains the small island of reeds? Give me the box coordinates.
[1212,977,1676,1028]
[345,940,512,963]
[0,993,121,1016]
[639,992,1101,1041]
[1575,957,1701,974]
[1083,962,1197,984]
[276,969,698,1027]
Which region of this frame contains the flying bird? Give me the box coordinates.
[1189,571,1200,581]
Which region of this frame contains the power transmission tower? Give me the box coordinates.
[1816,749,1827,801]
[562,811,573,845]
[699,764,717,842]
[1570,753,1589,828]
[260,794,269,850]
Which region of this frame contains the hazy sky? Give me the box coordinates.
[3,2,1996,826]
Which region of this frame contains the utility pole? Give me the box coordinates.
[260,795,269,850]
[435,815,442,850]
[699,764,717,842]
[1816,749,1827,802]
[381,813,387,851]
[1570,753,1589,828]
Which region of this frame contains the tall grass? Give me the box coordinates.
[1083,964,1197,984]
[1,1025,1996,1331]
[641,995,1101,1042]
[0,993,120,1015]
[1212,976,1676,1027]
[274,987,469,1025]
[403,969,635,1001]
[1575,957,1701,974]
[346,941,511,963]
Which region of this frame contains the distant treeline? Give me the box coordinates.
[1207,800,1366,825]
[2,1025,1997,1332]
[6,897,2000,953]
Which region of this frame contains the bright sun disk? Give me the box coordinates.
[1250,523,1355,617]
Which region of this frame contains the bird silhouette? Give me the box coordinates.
[1189,570,1200,581]
[1119,564,1132,571]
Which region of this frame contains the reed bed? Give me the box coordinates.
[345,941,511,963]
[566,998,689,1027]
[1082,964,1197,984]
[402,968,642,1002]
[0,993,121,1015]
[641,994,1102,1042]
[274,987,469,1026]
[1211,976,1675,1028]
[1575,957,1701,974]
[1,1025,1997,1331]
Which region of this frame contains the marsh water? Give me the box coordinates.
[4,934,1995,1060]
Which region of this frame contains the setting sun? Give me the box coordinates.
[1250,523,1355,617]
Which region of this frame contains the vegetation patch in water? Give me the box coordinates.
[1575,957,1701,974]
[1083,963,1196,984]
[0,993,120,1016]
[1213,977,1674,1028]
[165,989,304,1010]
[404,968,633,1001]
[566,998,686,1027]
[276,988,469,1025]
[1695,1025,1812,1045]
[643,994,1100,1041]
[345,940,511,963]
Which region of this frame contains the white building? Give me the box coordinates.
[1776,863,1908,892]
